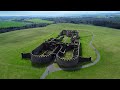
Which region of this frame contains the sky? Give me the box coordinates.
[0,11,119,16]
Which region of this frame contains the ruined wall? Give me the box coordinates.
[21,53,31,59]
[30,53,54,64]
[79,57,91,62]
[21,30,91,67]
[56,56,79,67]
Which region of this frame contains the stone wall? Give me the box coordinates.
[21,53,31,59]
[30,41,59,64]
[30,53,54,64]
[56,55,79,67]
[21,30,91,68]
[56,44,80,67]
[79,57,91,62]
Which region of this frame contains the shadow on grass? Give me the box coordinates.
[61,67,82,72]
[31,63,48,68]
[58,61,92,72]
[22,58,30,60]
[79,43,82,56]
[21,58,51,68]
[31,61,54,69]
[58,65,82,72]
[78,61,93,66]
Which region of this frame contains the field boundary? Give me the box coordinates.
[0,23,52,33]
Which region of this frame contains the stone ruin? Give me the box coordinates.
[21,30,91,68]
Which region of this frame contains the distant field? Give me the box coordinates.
[0,23,120,79]
[0,21,26,28]
[25,18,54,24]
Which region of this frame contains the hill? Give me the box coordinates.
[0,23,120,79]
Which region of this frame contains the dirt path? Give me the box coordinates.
[40,31,100,79]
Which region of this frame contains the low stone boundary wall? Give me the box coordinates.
[79,57,91,62]
[21,53,31,59]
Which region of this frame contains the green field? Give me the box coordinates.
[25,18,54,24]
[0,23,120,79]
[0,21,27,28]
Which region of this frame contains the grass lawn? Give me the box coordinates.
[0,27,58,79]
[61,50,73,60]
[46,23,120,79]
[62,35,71,43]
[0,23,120,79]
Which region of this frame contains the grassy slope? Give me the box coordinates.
[0,26,58,79]
[25,18,53,24]
[0,21,26,28]
[45,23,120,79]
[0,23,120,78]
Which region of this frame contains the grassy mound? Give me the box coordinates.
[0,23,120,79]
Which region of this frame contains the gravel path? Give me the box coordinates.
[40,31,100,79]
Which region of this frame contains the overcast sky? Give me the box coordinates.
[0,11,119,16]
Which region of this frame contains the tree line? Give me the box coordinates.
[43,17,120,29]
[0,23,50,33]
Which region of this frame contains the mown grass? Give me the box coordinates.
[25,18,54,24]
[79,31,96,61]
[62,35,71,43]
[0,27,58,79]
[0,21,26,28]
[45,23,120,79]
[64,50,73,60]
[0,23,120,79]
